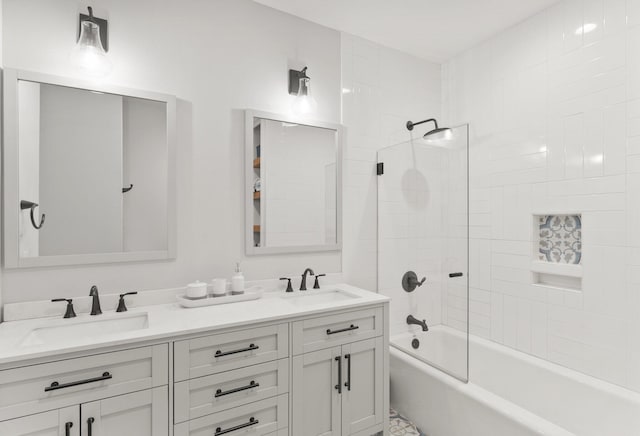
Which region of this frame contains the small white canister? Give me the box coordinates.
[186,280,208,299]
[211,278,227,297]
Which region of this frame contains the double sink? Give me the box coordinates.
[18,288,359,348]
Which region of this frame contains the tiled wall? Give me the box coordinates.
[377,141,446,335]
[443,0,640,392]
[340,33,442,332]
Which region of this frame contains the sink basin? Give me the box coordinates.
[20,313,149,347]
[283,289,360,307]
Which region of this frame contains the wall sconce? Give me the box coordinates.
[289,66,318,116]
[71,6,112,77]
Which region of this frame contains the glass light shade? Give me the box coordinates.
[292,77,318,116]
[71,21,112,77]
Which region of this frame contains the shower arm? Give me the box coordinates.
[406,118,439,131]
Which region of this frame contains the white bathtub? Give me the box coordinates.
[390,326,640,436]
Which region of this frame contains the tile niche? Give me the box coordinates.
[531,214,583,291]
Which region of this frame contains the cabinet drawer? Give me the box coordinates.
[292,307,383,355]
[174,394,288,436]
[174,324,288,381]
[0,344,168,421]
[174,359,289,423]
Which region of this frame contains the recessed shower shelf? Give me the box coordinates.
[531,261,582,292]
[530,261,582,278]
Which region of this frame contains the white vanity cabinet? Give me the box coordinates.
[0,300,389,436]
[0,344,169,436]
[291,308,386,436]
[173,323,290,436]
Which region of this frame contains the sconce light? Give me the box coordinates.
[71,6,112,77]
[289,66,318,116]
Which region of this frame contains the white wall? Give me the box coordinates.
[443,0,640,392]
[1,0,341,304]
[341,34,443,335]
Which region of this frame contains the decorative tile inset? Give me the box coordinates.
[538,215,582,264]
[390,409,426,436]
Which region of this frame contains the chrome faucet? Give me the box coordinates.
[89,285,102,315]
[407,314,428,331]
[300,268,315,291]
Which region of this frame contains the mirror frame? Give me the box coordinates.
[245,109,343,256]
[3,68,177,268]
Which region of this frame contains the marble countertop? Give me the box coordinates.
[0,284,388,367]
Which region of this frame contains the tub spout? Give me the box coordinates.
[407,314,429,331]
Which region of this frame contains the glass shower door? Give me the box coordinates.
[378,124,469,381]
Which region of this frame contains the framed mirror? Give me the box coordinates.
[245,110,342,255]
[3,69,176,268]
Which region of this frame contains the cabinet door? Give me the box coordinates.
[292,346,342,436]
[341,338,384,435]
[0,406,79,436]
[80,387,168,436]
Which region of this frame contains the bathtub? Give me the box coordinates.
[390,326,640,436]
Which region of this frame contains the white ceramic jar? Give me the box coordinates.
[186,280,207,299]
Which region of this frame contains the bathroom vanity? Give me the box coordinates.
[0,285,389,436]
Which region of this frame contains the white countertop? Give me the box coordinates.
[0,284,388,367]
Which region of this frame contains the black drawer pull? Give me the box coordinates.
[326,324,359,335]
[45,372,112,392]
[215,380,259,398]
[87,417,95,436]
[215,417,259,435]
[449,272,463,278]
[65,422,73,436]
[215,344,259,358]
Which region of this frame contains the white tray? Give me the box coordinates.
[176,287,263,308]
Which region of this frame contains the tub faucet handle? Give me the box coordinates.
[402,271,426,292]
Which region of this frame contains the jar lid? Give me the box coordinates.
[187,280,206,288]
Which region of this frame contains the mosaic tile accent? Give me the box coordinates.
[390,409,427,436]
[538,215,582,264]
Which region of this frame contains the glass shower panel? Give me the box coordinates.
[378,124,469,381]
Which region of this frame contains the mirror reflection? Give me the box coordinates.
[17,80,169,259]
[249,117,339,252]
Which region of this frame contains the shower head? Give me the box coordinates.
[423,127,453,142]
[406,118,452,142]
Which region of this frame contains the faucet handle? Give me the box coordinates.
[313,274,326,289]
[117,292,138,312]
[52,298,76,319]
[279,278,294,293]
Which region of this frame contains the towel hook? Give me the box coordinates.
[20,200,45,230]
